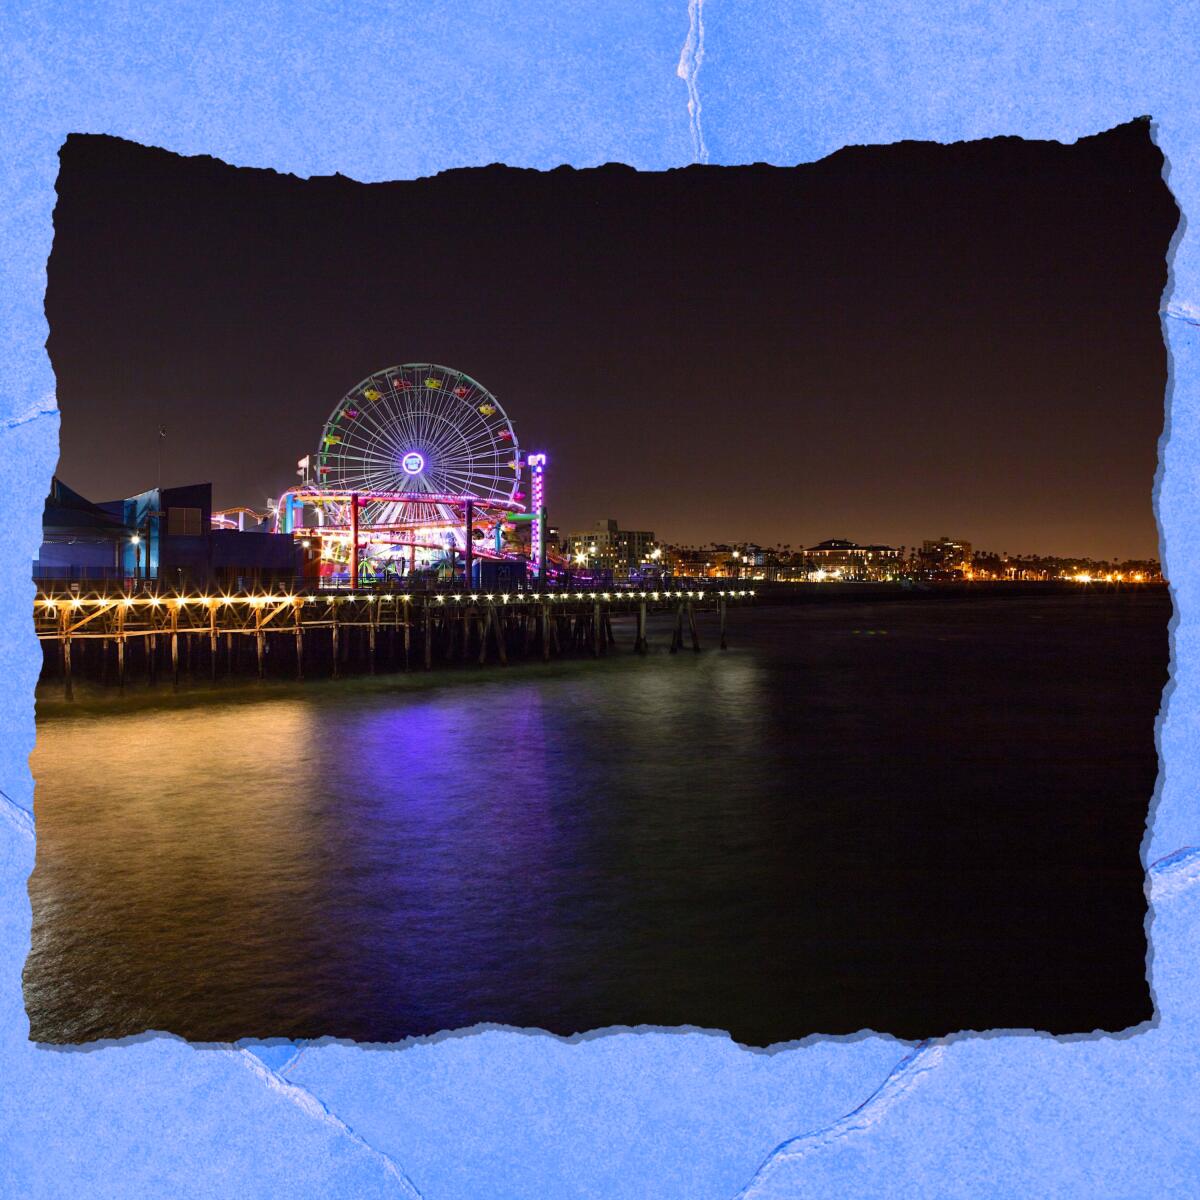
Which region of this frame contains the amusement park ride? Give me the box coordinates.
[235,363,557,588]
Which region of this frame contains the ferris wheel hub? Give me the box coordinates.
[401,451,425,475]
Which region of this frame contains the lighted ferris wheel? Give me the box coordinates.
[314,363,522,528]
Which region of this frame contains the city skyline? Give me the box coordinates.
[558,522,1163,564]
[46,121,1177,559]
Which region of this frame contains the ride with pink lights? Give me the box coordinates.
[266,363,552,587]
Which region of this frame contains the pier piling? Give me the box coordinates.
[294,602,304,680]
[331,604,340,679]
[61,623,73,701]
[368,601,377,674]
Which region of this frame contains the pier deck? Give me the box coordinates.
[34,587,755,697]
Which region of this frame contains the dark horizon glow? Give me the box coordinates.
[46,122,1177,559]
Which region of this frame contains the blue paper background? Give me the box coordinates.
[2,3,1198,1195]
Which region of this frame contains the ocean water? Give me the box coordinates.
[25,591,1168,1045]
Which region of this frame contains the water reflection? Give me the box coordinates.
[27,595,1167,1043]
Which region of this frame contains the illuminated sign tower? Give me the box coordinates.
[527,452,547,584]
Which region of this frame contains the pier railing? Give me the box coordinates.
[33,587,755,698]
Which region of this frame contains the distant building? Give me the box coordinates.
[920,536,972,573]
[702,544,765,579]
[659,546,711,579]
[804,539,901,580]
[564,519,657,581]
[36,477,300,589]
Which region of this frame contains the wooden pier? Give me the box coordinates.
[34,587,754,698]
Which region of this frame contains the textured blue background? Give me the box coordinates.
[2,3,1197,1195]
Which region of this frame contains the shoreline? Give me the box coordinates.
[747,579,1167,604]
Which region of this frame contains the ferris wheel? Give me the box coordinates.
[314,363,522,528]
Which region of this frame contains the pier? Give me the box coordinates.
[34,587,755,698]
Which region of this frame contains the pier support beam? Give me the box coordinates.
[687,601,701,652]
[491,603,507,666]
[368,600,377,674]
[294,601,304,681]
[255,608,265,680]
[478,606,491,665]
[209,603,218,679]
[331,602,340,679]
[117,605,127,691]
[636,601,647,654]
[60,612,73,701]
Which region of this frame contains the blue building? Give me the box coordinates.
[36,478,300,589]
[35,478,132,581]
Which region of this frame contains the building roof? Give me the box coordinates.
[806,539,898,554]
[43,477,131,538]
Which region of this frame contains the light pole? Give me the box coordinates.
[130,533,142,582]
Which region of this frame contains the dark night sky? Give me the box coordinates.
[47,121,1176,558]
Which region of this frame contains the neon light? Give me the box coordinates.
[402,452,425,475]
[527,452,546,581]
